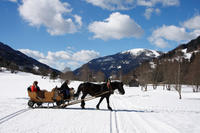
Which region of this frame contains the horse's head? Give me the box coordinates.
[111,81,125,95]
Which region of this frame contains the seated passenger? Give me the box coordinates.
[30,81,41,92]
[28,81,44,100]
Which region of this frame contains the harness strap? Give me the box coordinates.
[61,91,110,108]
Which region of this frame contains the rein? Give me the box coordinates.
[61,91,110,108]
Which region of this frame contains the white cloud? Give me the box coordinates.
[148,25,192,48]
[144,8,153,19]
[8,0,17,3]
[150,25,192,41]
[72,50,100,62]
[38,58,66,71]
[155,8,161,14]
[144,8,161,20]
[18,0,82,35]
[67,61,81,69]
[137,0,178,19]
[161,0,180,6]
[18,49,100,70]
[137,0,179,7]
[85,0,179,19]
[149,25,200,48]
[88,12,144,40]
[85,0,179,10]
[137,0,153,7]
[190,29,200,37]
[19,49,45,59]
[150,38,169,48]
[149,14,200,48]
[74,15,82,27]
[182,15,200,30]
[46,51,71,61]
[85,0,135,10]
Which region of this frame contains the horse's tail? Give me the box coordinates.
[74,83,83,98]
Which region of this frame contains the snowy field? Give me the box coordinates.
[0,71,200,133]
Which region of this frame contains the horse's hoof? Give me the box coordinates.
[96,106,99,110]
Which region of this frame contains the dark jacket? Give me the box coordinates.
[59,82,70,91]
[58,82,70,98]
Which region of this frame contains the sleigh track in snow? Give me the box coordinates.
[0,108,31,125]
[110,101,120,133]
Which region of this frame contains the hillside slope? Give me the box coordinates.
[0,42,60,75]
[134,36,200,85]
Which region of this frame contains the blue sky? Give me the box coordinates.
[1,0,200,71]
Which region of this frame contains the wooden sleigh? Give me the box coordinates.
[27,87,75,108]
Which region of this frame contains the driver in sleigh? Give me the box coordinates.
[101,78,114,94]
[58,80,74,100]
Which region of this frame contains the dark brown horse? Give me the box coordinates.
[74,81,125,111]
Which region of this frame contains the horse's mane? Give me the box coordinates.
[84,82,106,87]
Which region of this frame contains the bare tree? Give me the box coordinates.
[176,60,182,99]
[136,62,151,91]
[95,70,105,82]
[79,64,93,82]
[188,53,200,92]
[60,71,75,80]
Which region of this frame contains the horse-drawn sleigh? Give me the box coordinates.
[27,81,125,111]
[27,87,75,108]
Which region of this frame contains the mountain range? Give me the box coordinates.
[1,35,200,83]
[159,35,200,60]
[74,48,162,78]
[73,36,200,83]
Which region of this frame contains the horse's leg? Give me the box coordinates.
[96,96,104,110]
[106,96,112,111]
[81,93,87,109]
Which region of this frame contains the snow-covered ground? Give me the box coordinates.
[0,71,200,133]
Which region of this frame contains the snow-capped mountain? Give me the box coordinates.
[74,48,162,77]
[122,48,161,57]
